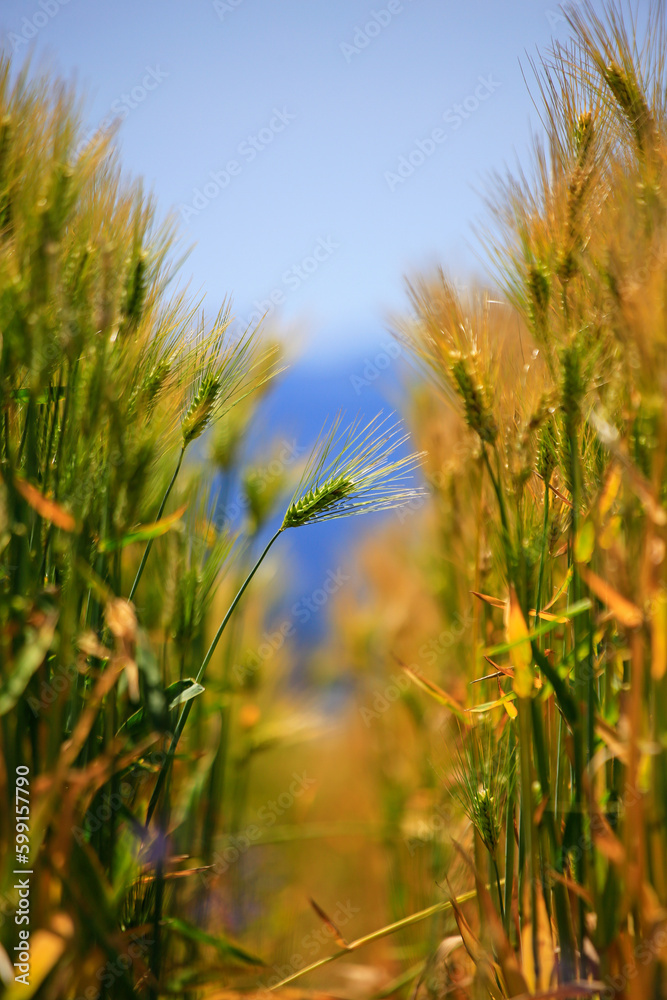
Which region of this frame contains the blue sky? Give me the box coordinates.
[1,0,589,359]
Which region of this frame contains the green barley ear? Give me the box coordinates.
[282,475,356,529]
[560,342,584,433]
[449,720,509,861]
[281,413,424,530]
[181,306,279,448]
[0,115,12,233]
[46,162,75,241]
[558,342,586,502]
[141,355,173,416]
[123,249,148,330]
[476,786,500,855]
[537,415,558,484]
[527,262,551,340]
[603,60,656,156]
[450,355,498,445]
[182,372,220,445]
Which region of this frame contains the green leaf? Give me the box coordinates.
[532,643,579,726]
[116,705,149,741]
[482,598,592,658]
[574,519,595,564]
[116,680,204,739]
[98,504,187,552]
[164,916,264,966]
[0,614,58,715]
[467,692,517,713]
[166,678,205,711]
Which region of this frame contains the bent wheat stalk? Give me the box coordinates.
[145,413,424,824]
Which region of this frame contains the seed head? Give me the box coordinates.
[574,111,594,167]
[537,416,558,484]
[450,356,498,445]
[123,251,148,329]
[182,375,220,445]
[527,262,551,337]
[282,476,356,529]
[281,414,424,531]
[603,61,656,155]
[476,786,500,854]
[560,343,584,428]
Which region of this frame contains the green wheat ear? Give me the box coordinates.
[181,373,220,445]
[281,413,426,531]
[180,302,281,447]
[282,476,356,529]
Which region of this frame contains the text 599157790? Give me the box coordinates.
[13,766,31,986]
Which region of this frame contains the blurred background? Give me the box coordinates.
[0,0,590,619]
[0,2,606,994]
[1,0,579,348]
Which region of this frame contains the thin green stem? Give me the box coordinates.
[129,446,185,602]
[536,481,550,617]
[42,370,63,495]
[196,527,283,685]
[16,395,32,467]
[269,888,480,992]
[482,445,516,591]
[145,527,283,826]
[503,724,516,939]
[493,854,505,924]
[531,695,577,978]
[517,698,539,979]
[567,419,587,950]
[483,447,509,536]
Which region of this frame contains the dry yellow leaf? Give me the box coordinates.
[14,477,77,532]
[574,520,595,564]
[599,464,622,520]
[520,882,555,993]
[578,566,643,629]
[599,515,622,550]
[4,915,72,999]
[106,598,138,643]
[651,588,667,679]
[506,586,534,699]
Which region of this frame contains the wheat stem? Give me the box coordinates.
[129,445,185,603]
[145,527,282,825]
